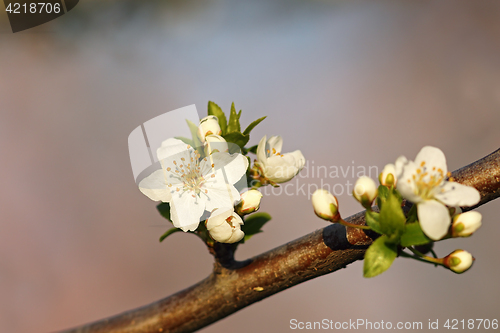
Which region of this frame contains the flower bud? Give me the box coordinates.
[198,116,222,142]
[379,163,397,187]
[204,134,229,155]
[451,211,482,237]
[206,208,244,243]
[444,249,474,274]
[235,189,263,215]
[353,176,378,209]
[312,189,340,222]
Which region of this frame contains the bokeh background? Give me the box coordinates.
[1,0,500,332]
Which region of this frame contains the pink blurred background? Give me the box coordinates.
[1,1,500,332]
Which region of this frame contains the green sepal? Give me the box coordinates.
[363,234,398,278]
[157,202,172,221]
[186,119,202,147]
[400,222,431,247]
[243,116,267,136]
[378,190,406,238]
[208,101,228,135]
[246,144,258,154]
[365,211,383,235]
[376,185,390,209]
[227,102,241,134]
[223,132,250,150]
[159,227,182,242]
[241,212,271,242]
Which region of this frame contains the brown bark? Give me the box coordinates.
[62,148,500,333]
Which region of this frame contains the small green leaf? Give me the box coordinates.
[365,211,383,235]
[175,136,194,146]
[246,144,258,154]
[363,235,398,278]
[223,132,250,150]
[227,102,241,134]
[242,212,271,241]
[376,185,390,209]
[243,116,267,136]
[208,101,227,135]
[400,222,431,247]
[157,203,172,221]
[378,191,406,238]
[159,227,182,242]
[186,119,202,147]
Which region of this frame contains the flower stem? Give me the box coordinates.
[338,218,371,230]
[407,246,444,265]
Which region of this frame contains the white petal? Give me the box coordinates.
[210,152,249,185]
[256,136,268,164]
[414,146,447,175]
[288,150,306,171]
[157,138,190,161]
[264,156,299,183]
[226,229,245,243]
[267,136,283,154]
[206,208,233,229]
[434,182,480,207]
[138,169,172,202]
[208,222,233,242]
[395,163,423,204]
[204,179,241,211]
[394,155,408,179]
[417,200,451,240]
[169,194,204,231]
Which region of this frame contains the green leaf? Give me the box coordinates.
[157,202,172,221]
[376,185,390,209]
[186,119,202,147]
[241,212,271,241]
[223,132,250,150]
[365,211,383,235]
[363,235,398,278]
[400,222,431,247]
[243,116,267,136]
[159,227,182,242]
[227,102,241,134]
[208,101,227,135]
[378,191,406,238]
[174,136,194,147]
[246,144,258,154]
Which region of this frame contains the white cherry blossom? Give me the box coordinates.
[256,135,305,184]
[395,146,480,240]
[139,138,248,232]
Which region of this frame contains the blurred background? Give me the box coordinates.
[1,0,500,332]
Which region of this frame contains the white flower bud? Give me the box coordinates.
[204,134,229,155]
[206,208,244,243]
[198,116,222,142]
[379,163,397,187]
[236,189,263,215]
[444,249,474,274]
[353,176,378,208]
[451,211,482,237]
[312,189,340,222]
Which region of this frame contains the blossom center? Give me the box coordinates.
[410,161,445,200]
[163,147,214,197]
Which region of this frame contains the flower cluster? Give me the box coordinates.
[312,146,482,277]
[139,102,305,245]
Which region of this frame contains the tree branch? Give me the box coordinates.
[62,148,500,333]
